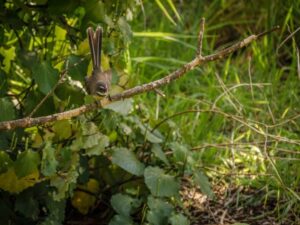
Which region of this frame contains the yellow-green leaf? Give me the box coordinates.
[0,168,40,193]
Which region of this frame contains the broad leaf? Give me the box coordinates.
[0,168,40,193]
[144,166,179,197]
[85,134,109,156]
[15,191,39,220]
[110,193,141,216]
[169,142,189,163]
[41,143,58,176]
[40,198,65,225]
[53,120,72,139]
[133,117,163,143]
[66,54,89,81]
[32,61,59,95]
[169,213,190,225]
[0,68,9,97]
[118,17,133,44]
[151,144,169,165]
[109,214,134,225]
[147,196,173,225]
[0,151,13,174]
[111,147,145,176]
[105,99,133,115]
[71,179,100,215]
[83,133,102,149]
[14,150,40,178]
[0,97,15,122]
[50,153,79,200]
[82,121,98,135]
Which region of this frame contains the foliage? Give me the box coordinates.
[0,0,300,224]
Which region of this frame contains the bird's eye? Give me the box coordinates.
[96,82,107,95]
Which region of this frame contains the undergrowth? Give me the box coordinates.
[130,0,300,223]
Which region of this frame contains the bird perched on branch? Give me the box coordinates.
[85,26,112,97]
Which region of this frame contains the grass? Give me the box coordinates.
[128,0,300,223]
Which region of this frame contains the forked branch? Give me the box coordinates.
[0,19,279,131]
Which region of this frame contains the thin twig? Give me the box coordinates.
[0,23,278,131]
[256,25,280,39]
[28,70,68,118]
[28,55,88,117]
[276,26,300,53]
[197,17,205,56]
[154,88,166,98]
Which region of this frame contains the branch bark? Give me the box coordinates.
[0,23,279,131]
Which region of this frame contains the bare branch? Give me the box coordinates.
[0,24,277,131]
[256,25,280,39]
[276,25,299,54]
[154,89,166,98]
[197,17,205,56]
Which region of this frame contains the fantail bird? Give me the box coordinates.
[85,26,112,97]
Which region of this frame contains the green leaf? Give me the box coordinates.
[110,193,141,216]
[0,70,8,97]
[118,17,133,44]
[83,0,105,22]
[147,196,173,225]
[134,118,163,143]
[0,151,13,174]
[59,148,72,168]
[119,123,132,135]
[24,91,55,116]
[32,60,59,95]
[50,153,79,200]
[69,136,82,151]
[66,54,89,82]
[145,130,164,143]
[109,214,134,225]
[82,133,102,149]
[144,166,179,197]
[0,97,15,122]
[105,99,133,115]
[85,134,109,156]
[41,143,58,176]
[55,82,85,106]
[0,46,15,73]
[169,142,189,163]
[53,120,72,140]
[111,147,145,176]
[82,121,98,135]
[48,0,79,14]
[169,213,190,225]
[151,144,169,165]
[40,198,66,225]
[14,150,40,178]
[0,195,12,224]
[15,191,39,220]
[193,170,214,199]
